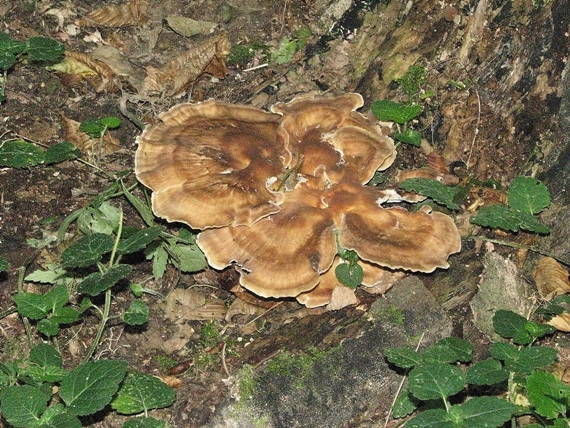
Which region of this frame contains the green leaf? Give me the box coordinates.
[38,410,82,428]
[77,264,133,296]
[466,358,509,386]
[526,370,570,419]
[100,116,121,129]
[370,100,422,124]
[44,141,81,164]
[406,408,454,428]
[44,284,70,309]
[123,300,149,326]
[79,119,106,138]
[335,262,364,289]
[13,292,49,319]
[25,37,64,62]
[462,396,517,427]
[122,183,155,227]
[508,176,550,215]
[524,321,556,339]
[422,337,473,364]
[272,36,297,64]
[470,204,550,234]
[38,318,60,336]
[384,347,421,369]
[0,33,26,55]
[489,342,519,362]
[117,227,164,256]
[77,203,120,235]
[394,128,422,146]
[122,417,168,428]
[169,241,207,273]
[491,343,558,374]
[0,384,52,427]
[493,310,532,344]
[408,362,465,401]
[19,362,66,383]
[391,386,418,418]
[399,178,461,210]
[30,343,63,368]
[112,371,177,415]
[60,360,128,416]
[0,50,16,71]
[61,233,115,268]
[0,256,8,272]
[149,243,169,279]
[0,140,45,168]
[51,306,81,324]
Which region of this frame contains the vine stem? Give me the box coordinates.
[466,235,570,267]
[83,209,123,363]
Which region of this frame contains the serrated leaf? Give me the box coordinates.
[408,362,465,401]
[25,37,64,62]
[391,386,418,418]
[44,284,70,309]
[61,233,115,268]
[100,116,121,129]
[0,256,8,271]
[470,204,550,234]
[0,50,16,71]
[335,262,364,288]
[0,384,52,428]
[77,264,133,296]
[122,417,168,428]
[30,343,63,368]
[493,310,530,343]
[508,176,550,215]
[490,342,519,362]
[38,410,82,428]
[13,292,49,319]
[38,318,60,336]
[117,227,164,256]
[150,243,169,279]
[422,337,473,364]
[0,140,45,168]
[524,321,556,339]
[123,300,149,326]
[25,265,68,284]
[462,396,517,427]
[466,359,509,385]
[111,371,177,415]
[122,183,155,227]
[272,36,297,64]
[384,347,421,368]
[394,128,422,146]
[44,141,81,164]
[526,370,570,419]
[370,100,422,124]
[51,306,81,324]
[406,408,454,428]
[19,362,66,383]
[0,33,26,54]
[492,343,558,374]
[399,178,461,210]
[60,360,128,416]
[169,242,207,273]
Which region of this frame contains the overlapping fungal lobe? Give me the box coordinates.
[135,100,290,229]
[271,93,397,185]
[197,181,337,299]
[324,181,462,272]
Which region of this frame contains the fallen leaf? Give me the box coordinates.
[166,16,218,37]
[325,285,358,311]
[534,256,570,299]
[139,31,230,97]
[50,51,117,93]
[78,0,148,27]
[61,115,121,156]
[548,312,570,332]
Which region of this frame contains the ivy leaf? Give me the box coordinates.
[60,360,128,416]
[466,358,509,386]
[112,371,177,414]
[408,362,465,401]
[116,226,164,256]
[61,233,115,268]
[508,176,550,215]
[370,100,422,124]
[526,370,570,419]
[123,300,149,326]
[0,384,52,428]
[44,141,81,164]
[77,264,133,296]
[384,347,422,369]
[0,140,45,168]
[25,37,64,62]
[399,178,461,210]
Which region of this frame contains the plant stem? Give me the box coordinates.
[16,267,34,346]
[83,288,112,363]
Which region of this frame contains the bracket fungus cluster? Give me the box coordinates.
[135,94,461,307]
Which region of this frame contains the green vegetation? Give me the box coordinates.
[227,42,269,66]
[271,28,311,64]
[386,309,565,427]
[0,33,64,102]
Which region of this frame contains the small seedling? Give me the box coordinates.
[0,139,80,168]
[334,232,364,288]
[370,99,422,146]
[271,28,311,64]
[386,309,563,427]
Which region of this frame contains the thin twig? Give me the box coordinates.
[241,301,284,328]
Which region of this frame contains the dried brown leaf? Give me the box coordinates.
[139,32,230,97]
[61,115,121,156]
[78,0,148,27]
[53,51,117,93]
[548,312,570,332]
[158,375,182,388]
[534,256,570,300]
